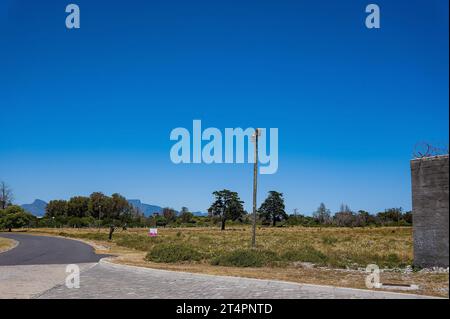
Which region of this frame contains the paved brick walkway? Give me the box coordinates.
[37,260,432,299]
[0,263,95,298]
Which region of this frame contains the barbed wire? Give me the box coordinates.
[413,142,449,159]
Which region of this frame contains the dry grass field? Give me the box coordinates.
[34,226,413,268]
[0,237,15,253]
[27,226,449,297]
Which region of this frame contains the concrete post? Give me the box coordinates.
[411,155,449,268]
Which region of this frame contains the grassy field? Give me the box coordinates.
[27,226,449,297]
[39,226,413,268]
[0,237,15,253]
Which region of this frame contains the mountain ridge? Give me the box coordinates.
[20,199,207,217]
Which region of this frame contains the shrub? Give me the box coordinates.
[146,243,202,263]
[116,234,157,251]
[211,249,277,267]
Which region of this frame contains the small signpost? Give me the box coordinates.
[148,228,158,237]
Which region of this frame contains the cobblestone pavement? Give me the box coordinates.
[38,260,433,299]
[0,263,95,298]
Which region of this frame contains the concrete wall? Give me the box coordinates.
[411,155,449,268]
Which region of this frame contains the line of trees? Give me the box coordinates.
[0,180,413,232]
[207,189,412,229]
[45,192,135,226]
[289,203,412,227]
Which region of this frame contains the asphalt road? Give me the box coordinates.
[0,233,109,266]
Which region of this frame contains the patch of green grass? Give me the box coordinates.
[146,243,202,263]
[280,246,328,265]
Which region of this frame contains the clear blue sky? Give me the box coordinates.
[0,0,448,215]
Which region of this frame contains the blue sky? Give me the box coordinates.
[0,0,448,215]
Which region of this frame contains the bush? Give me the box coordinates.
[116,234,158,251]
[211,249,277,267]
[146,243,202,263]
[280,246,328,265]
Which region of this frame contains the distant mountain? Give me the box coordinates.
[128,199,163,217]
[21,199,47,217]
[128,200,207,217]
[20,198,206,218]
[192,211,208,216]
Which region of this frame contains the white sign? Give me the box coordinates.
[148,228,158,237]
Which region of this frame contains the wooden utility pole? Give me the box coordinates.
[98,205,102,230]
[251,128,260,248]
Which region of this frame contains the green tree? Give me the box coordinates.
[179,207,194,223]
[45,200,68,218]
[111,193,132,222]
[88,192,111,220]
[0,205,35,232]
[355,210,370,227]
[67,196,90,218]
[377,207,403,225]
[208,189,245,230]
[162,207,177,223]
[154,215,168,227]
[403,211,413,225]
[258,191,287,226]
[108,193,134,238]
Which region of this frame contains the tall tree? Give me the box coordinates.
[208,189,245,230]
[111,193,133,223]
[334,204,355,227]
[313,203,331,225]
[67,196,90,218]
[45,200,68,218]
[355,210,371,227]
[179,207,193,223]
[162,207,177,222]
[88,192,111,219]
[258,191,287,226]
[107,193,127,239]
[0,181,13,209]
[377,207,403,225]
